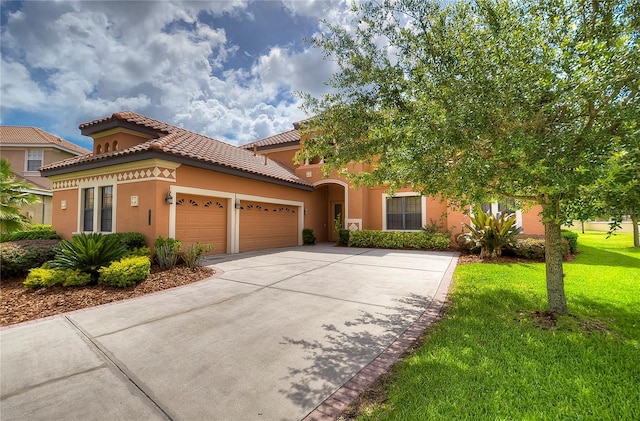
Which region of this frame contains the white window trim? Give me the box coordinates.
[381,193,427,231]
[76,177,117,234]
[473,202,523,231]
[25,148,43,174]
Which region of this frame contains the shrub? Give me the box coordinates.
[24,267,92,288]
[8,224,61,241]
[348,230,450,250]
[181,243,214,269]
[0,241,59,277]
[302,228,316,245]
[561,230,579,254]
[98,256,151,288]
[504,237,570,260]
[126,246,151,258]
[422,218,452,236]
[107,232,146,251]
[464,207,519,258]
[338,229,350,246]
[50,233,128,279]
[154,236,181,270]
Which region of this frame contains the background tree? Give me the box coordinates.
[599,144,640,247]
[300,0,639,314]
[0,158,40,234]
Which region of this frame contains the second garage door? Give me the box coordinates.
[239,201,299,252]
[175,194,227,254]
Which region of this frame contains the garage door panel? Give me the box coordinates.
[239,201,298,252]
[175,195,227,254]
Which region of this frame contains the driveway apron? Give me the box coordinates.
[1,245,457,421]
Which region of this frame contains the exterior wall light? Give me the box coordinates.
[235,198,242,209]
[165,191,173,204]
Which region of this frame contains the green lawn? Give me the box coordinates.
[358,231,640,420]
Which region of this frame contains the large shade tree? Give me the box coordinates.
[300,0,639,314]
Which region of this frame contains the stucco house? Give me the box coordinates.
[40,111,544,253]
[0,126,91,224]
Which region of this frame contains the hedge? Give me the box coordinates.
[24,267,92,288]
[0,241,60,277]
[348,230,450,250]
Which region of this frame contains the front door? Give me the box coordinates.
[329,202,344,242]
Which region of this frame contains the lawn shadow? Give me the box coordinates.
[277,293,430,413]
[574,245,640,268]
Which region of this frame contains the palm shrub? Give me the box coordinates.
[464,206,519,258]
[50,232,127,280]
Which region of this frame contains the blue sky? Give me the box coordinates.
[1,0,353,149]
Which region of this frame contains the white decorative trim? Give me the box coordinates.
[76,176,118,233]
[381,193,427,231]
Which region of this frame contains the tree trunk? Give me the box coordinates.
[544,220,568,314]
[632,214,639,248]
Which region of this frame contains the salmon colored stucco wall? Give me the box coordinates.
[521,204,545,235]
[52,189,80,239]
[92,131,152,155]
[261,149,299,170]
[114,181,172,244]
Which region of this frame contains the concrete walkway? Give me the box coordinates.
[1,245,457,421]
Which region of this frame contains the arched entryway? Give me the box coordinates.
[312,180,348,242]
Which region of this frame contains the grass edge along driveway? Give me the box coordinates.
[353,232,640,420]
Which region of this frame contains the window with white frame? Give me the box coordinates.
[26,149,43,172]
[81,184,115,233]
[386,195,422,230]
[479,199,523,230]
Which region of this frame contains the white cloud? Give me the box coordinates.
[0,0,346,145]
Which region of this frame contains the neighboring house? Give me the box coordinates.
[40,111,545,254]
[0,126,91,224]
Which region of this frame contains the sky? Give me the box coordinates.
[0,0,355,149]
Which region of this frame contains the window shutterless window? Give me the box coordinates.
[100,186,113,232]
[27,149,43,171]
[83,188,94,231]
[387,196,422,230]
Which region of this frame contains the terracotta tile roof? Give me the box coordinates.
[241,129,300,150]
[41,112,311,189]
[0,126,90,155]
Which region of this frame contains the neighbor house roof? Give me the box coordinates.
[241,129,300,151]
[0,126,90,155]
[40,112,312,190]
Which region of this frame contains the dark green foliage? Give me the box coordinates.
[464,207,519,258]
[302,228,316,245]
[349,230,450,250]
[0,241,59,277]
[7,224,61,241]
[338,229,350,246]
[422,219,451,236]
[50,233,128,279]
[24,267,92,288]
[561,230,579,254]
[181,243,214,269]
[98,256,151,288]
[107,232,146,251]
[154,236,181,270]
[126,246,151,258]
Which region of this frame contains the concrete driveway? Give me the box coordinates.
[1,245,457,421]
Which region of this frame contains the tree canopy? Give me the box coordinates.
[301,0,639,314]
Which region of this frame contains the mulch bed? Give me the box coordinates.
[1,265,214,327]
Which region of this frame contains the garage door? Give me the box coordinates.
[175,194,227,254]
[239,201,298,252]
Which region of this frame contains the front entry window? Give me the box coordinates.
[83,188,94,231]
[100,186,113,232]
[387,196,422,230]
